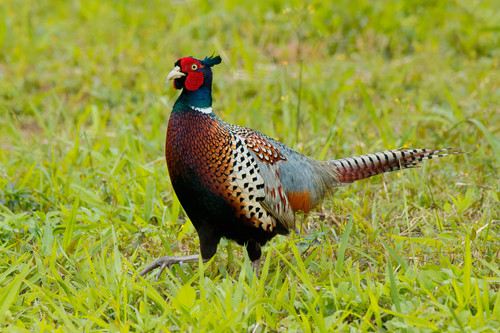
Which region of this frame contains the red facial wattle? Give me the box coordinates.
[180,57,204,91]
[185,71,203,91]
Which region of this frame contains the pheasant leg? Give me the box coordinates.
[138,254,200,282]
[251,259,261,276]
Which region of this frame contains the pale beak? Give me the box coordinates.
[166,66,186,82]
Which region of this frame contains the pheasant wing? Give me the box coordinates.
[224,125,296,232]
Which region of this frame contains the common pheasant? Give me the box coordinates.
[138,55,460,280]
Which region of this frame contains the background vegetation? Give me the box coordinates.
[1,0,499,331]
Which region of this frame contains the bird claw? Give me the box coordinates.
[137,254,199,282]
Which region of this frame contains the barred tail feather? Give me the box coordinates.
[329,147,461,184]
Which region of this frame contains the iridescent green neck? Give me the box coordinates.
[173,86,212,112]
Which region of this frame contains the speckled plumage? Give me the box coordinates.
[138,55,461,280]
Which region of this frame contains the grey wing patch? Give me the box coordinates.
[251,153,296,231]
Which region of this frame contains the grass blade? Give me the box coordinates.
[387,256,401,313]
[0,258,32,322]
[335,215,353,274]
[63,195,79,251]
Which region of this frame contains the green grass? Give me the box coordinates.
[1,0,499,331]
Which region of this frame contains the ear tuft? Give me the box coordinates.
[201,54,222,67]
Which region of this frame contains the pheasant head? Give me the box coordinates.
[167,55,222,110]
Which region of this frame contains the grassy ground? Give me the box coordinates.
[1,0,499,331]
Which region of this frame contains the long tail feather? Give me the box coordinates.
[329,147,462,184]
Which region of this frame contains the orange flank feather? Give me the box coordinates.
[287,190,314,213]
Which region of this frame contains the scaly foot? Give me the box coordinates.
[137,254,200,282]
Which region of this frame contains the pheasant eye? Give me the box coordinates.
[191,64,198,71]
